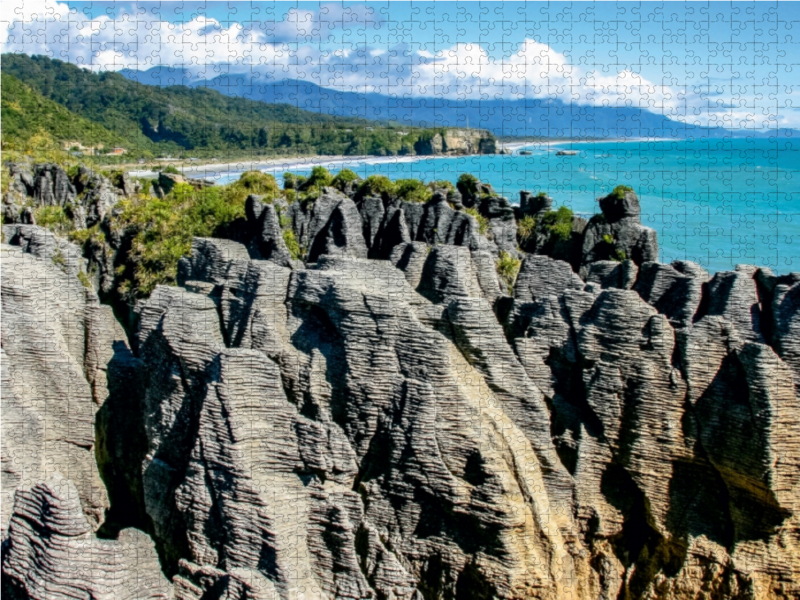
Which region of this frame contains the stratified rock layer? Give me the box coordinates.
[2,175,799,599]
[105,237,799,599]
[2,475,170,599]
[1,242,118,532]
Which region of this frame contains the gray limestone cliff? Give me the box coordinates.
[414,129,497,156]
[2,176,800,600]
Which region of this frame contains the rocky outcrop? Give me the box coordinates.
[3,164,800,599]
[517,192,588,269]
[2,475,170,599]
[580,189,658,277]
[32,162,77,206]
[152,170,213,198]
[1,163,142,234]
[132,245,598,599]
[0,242,127,533]
[240,194,294,267]
[414,129,496,155]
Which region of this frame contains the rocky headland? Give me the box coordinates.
[2,162,799,599]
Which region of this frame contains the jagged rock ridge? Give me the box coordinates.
[2,167,800,600]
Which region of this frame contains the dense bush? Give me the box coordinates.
[540,206,574,241]
[33,205,72,235]
[26,161,586,303]
[428,179,455,192]
[115,173,275,298]
[331,169,360,192]
[395,179,433,203]
[457,174,480,198]
[356,175,397,199]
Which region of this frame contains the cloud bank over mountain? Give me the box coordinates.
[2,0,797,131]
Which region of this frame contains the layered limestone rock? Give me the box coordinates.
[2,475,170,599]
[122,239,601,599]
[414,129,497,155]
[580,189,658,277]
[1,239,171,600]
[3,169,800,599]
[0,242,125,533]
[1,162,140,234]
[99,235,798,599]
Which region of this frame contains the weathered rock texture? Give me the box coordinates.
[2,475,170,599]
[1,241,122,533]
[1,239,170,598]
[2,170,800,600]
[414,129,497,155]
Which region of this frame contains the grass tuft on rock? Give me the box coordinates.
[395,179,433,203]
[465,207,490,236]
[517,215,536,244]
[496,251,521,295]
[611,184,634,200]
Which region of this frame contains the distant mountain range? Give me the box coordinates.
[121,66,799,140]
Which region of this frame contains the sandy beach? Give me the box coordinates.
[129,153,429,182]
[129,140,544,180]
[128,137,674,183]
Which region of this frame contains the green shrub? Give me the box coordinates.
[161,165,180,175]
[331,169,360,191]
[357,175,396,199]
[457,173,479,198]
[234,171,280,196]
[540,206,574,241]
[283,172,305,190]
[611,184,633,199]
[68,224,101,245]
[517,215,537,244]
[303,166,333,190]
[35,205,72,235]
[496,251,521,295]
[283,228,303,261]
[428,179,455,192]
[395,179,432,203]
[115,179,252,298]
[465,207,490,236]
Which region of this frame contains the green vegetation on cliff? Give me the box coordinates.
[3,53,480,160]
[2,73,131,152]
[116,172,280,297]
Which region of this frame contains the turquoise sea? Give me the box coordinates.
[217,138,800,274]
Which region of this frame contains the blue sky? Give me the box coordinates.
[2,1,798,129]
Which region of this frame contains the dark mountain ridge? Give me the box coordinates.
[121,65,799,140]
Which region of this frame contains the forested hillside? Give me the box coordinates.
[3,53,475,158]
[2,73,132,151]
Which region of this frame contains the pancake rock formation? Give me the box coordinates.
[2,180,800,600]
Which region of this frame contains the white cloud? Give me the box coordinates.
[1,1,792,130]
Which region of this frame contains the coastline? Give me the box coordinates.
[128,137,680,181]
[130,153,428,181]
